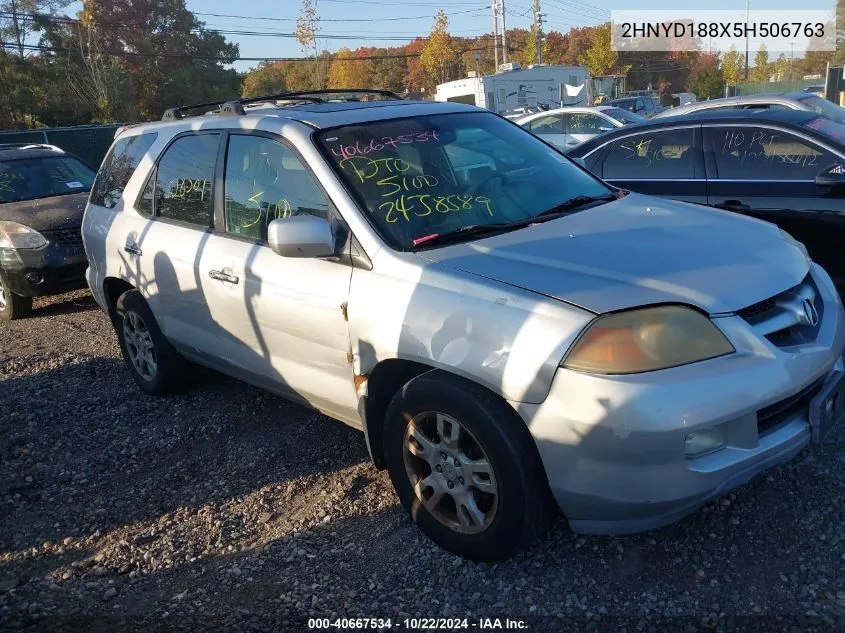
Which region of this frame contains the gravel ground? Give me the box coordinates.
[1,290,844,633]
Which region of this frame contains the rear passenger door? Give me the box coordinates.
[703,124,845,288]
[198,131,357,420]
[132,132,222,354]
[594,126,707,204]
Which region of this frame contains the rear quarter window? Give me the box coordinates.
[90,133,158,209]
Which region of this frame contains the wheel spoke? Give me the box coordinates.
[406,423,438,460]
[455,492,487,529]
[414,475,444,511]
[436,413,460,450]
[462,457,497,494]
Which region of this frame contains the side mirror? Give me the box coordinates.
[570,156,588,168]
[815,164,845,188]
[267,215,335,258]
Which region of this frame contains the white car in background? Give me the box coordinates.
[516,106,646,150]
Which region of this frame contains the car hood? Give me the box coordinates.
[418,193,810,314]
[0,192,88,232]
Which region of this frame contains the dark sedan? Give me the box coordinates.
[0,144,95,320]
[567,109,845,292]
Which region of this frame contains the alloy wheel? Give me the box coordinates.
[0,280,6,311]
[403,411,499,534]
[122,310,157,381]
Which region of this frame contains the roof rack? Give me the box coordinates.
[162,89,404,121]
[0,143,63,152]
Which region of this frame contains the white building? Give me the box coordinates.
[434,63,591,114]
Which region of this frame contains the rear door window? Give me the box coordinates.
[601,128,698,179]
[153,134,220,227]
[90,133,157,209]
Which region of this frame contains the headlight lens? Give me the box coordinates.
[779,228,809,260]
[0,221,47,249]
[562,305,735,374]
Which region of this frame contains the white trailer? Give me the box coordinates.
[434,64,591,114]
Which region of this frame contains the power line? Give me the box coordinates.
[192,7,489,22]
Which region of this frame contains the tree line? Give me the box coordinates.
[1,0,841,131]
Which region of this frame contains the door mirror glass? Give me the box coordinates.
[267,215,334,258]
[814,164,845,187]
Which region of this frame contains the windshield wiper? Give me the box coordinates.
[530,193,618,220]
[411,223,517,249]
[410,193,618,250]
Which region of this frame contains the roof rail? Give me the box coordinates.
[161,89,403,121]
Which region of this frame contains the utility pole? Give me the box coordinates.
[744,0,749,79]
[533,0,543,65]
[500,0,508,64]
[492,1,499,70]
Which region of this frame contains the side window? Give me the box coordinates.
[527,115,565,135]
[90,133,157,209]
[569,114,607,135]
[155,134,219,226]
[602,128,697,180]
[708,126,837,181]
[224,135,329,241]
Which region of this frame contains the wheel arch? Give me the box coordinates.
[102,277,136,324]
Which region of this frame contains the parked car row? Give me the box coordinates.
[3,91,844,563]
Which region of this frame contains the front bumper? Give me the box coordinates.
[0,240,88,298]
[516,264,845,534]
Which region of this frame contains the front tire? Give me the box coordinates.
[383,371,555,561]
[0,276,32,321]
[114,290,188,395]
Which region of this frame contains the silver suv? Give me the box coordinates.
[82,90,845,560]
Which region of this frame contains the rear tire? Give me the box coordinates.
[0,276,32,321]
[114,290,188,395]
[383,371,556,561]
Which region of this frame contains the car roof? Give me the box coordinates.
[568,108,829,155]
[123,100,480,136]
[0,143,68,161]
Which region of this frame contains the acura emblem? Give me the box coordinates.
[802,298,819,326]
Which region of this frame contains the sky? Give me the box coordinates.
[69,0,837,73]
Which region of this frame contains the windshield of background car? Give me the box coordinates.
[603,107,645,124]
[318,112,612,250]
[798,95,845,124]
[803,115,845,143]
[0,156,95,203]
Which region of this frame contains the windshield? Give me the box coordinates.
[318,112,612,250]
[0,156,95,203]
[803,115,845,142]
[797,94,845,124]
[603,107,645,124]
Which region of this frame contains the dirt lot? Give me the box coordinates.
[1,290,844,633]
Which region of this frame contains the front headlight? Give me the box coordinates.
[779,228,809,260]
[0,221,47,249]
[562,305,735,374]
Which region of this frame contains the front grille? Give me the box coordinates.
[756,378,824,436]
[737,297,777,322]
[735,274,822,348]
[45,229,83,246]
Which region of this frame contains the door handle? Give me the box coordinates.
[208,269,239,284]
[123,243,142,256]
[714,200,751,212]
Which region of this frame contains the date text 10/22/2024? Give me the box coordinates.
[308,617,529,630]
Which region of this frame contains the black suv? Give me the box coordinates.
[0,144,95,320]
